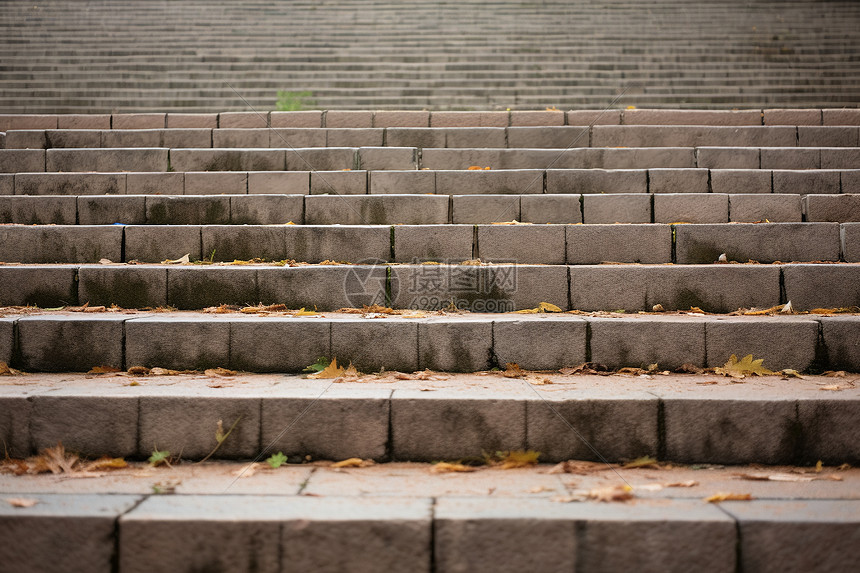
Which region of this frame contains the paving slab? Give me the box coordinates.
[0,225,122,263]
[437,170,541,195]
[285,147,356,171]
[358,146,417,170]
[270,111,322,128]
[782,264,860,310]
[146,195,230,224]
[0,195,76,224]
[124,225,202,262]
[166,113,218,129]
[730,193,802,222]
[675,223,840,263]
[762,147,820,170]
[567,224,672,264]
[78,194,146,225]
[493,316,586,370]
[230,194,303,225]
[393,225,473,263]
[648,168,709,194]
[17,314,126,372]
[820,316,860,372]
[0,149,44,173]
[696,147,759,169]
[125,316,231,370]
[588,315,706,370]
[257,264,384,311]
[78,265,168,308]
[326,128,383,148]
[654,193,728,223]
[310,169,367,195]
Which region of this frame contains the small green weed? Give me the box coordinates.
[266,451,288,468]
[276,90,315,111]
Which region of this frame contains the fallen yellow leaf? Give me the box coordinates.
[497,450,541,469]
[331,458,374,468]
[87,365,121,374]
[715,354,774,379]
[589,484,634,502]
[705,492,753,502]
[4,497,39,508]
[431,462,477,474]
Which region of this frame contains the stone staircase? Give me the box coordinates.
[1,109,859,572]
[2,0,860,112]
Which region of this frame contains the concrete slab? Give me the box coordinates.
[710,168,772,194]
[283,225,390,263]
[705,316,819,370]
[285,147,356,171]
[675,223,841,263]
[306,195,447,225]
[358,146,417,170]
[270,111,322,128]
[247,171,309,195]
[230,317,330,372]
[820,316,860,372]
[167,266,257,309]
[256,264,381,310]
[582,193,651,224]
[648,168,709,194]
[730,194,802,222]
[0,150,45,172]
[331,319,418,372]
[125,316,230,370]
[0,265,77,307]
[184,171,247,195]
[772,169,840,194]
[0,195,76,224]
[78,265,168,308]
[437,170,541,195]
[567,224,672,264]
[476,225,566,264]
[588,315,706,370]
[170,149,284,172]
[782,264,860,310]
[803,194,860,222]
[520,195,582,224]
[230,194,303,225]
[369,170,435,195]
[653,193,729,224]
[17,315,126,372]
[145,195,230,225]
[310,170,367,195]
[78,195,146,225]
[126,172,183,195]
[0,225,122,263]
[393,225,473,263]
[696,147,759,169]
[494,317,586,370]
[452,195,519,224]
[547,168,647,194]
[124,225,201,263]
[15,172,126,196]
[418,318,492,372]
[46,148,167,172]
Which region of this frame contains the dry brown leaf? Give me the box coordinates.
[308,358,345,379]
[705,492,753,502]
[676,363,704,374]
[331,458,374,469]
[431,462,477,474]
[527,486,556,494]
[84,457,128,471]
[742,305,784,316]
[127,366,151,375]
[502,363,525,378]
[527,376,553,386]
[546,460,615,475]
[559,362,610,376]
[28,443,79,474]
[204,367,237,377]
[88,365,121,374]
[4,497,39,508]
[735,472,814,482]
[0,361,22,376]
[622,456,660,469]
[162,254,190,264]
[497,450,541,469]
[824,371,847,378]
[588,484,634,502]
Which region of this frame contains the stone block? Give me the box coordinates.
[1,494,140,573]
[569,265,648,312]
[332,319,418,372]
[391,389,525,460]
[710,168,772,194]
[506,126,589,148]
[567,109,622,125]
[821,147,860,169]
[5,130,47,149]
[326,110,373,128]
[285,225,390,263]
[219,112,267,128]
[0,393,30,457]
[431,111,508,127]
[385,128,447,149]
[261,387,389,460]
[393,225,473,263]
[663,395,799,464]
[589,316,706,369]
[170,148,284,171]
[167,266,257,308]
[567,224,672,264]
[230,317,330,372]
[125,316,230,370]
[696,147,759,169]
[763,109,820,126]
[729,194,802,222]
[546,168,646,194]
[844,222,860,262]
[112,113,165,129]
[842,170,860,193]
[166,113,218,128]
[286,147,356,171]
[270,110,323,128]
[247,171,309,195]
[675,223,840,263]
[146,195,230,225]
[803,194,860,222]
[326,128,383,147]
[124,225,201,262]
[435,498,576,573]
[799,126,859,147]
[438,169,541,195]
[0,318,10,361]
[369,170,435,195]
[724,500,860,573]
[798,396,860,463]
[46,148,168,172]
[306,195,447,225]
[444,127,506,148]
[0,265,77,306]
[358,146,417,170]
[527,390,658,462]
[18,315,126,372]
[494,317,586,370]
[520,194,582,224]
[185,171,247,195]
[706,316,819,370]
[417,318,492,372]
[0,174,11,195]
[820,316,860,373]
[15,172,126,196]
[101,129,161,148]
[373,110,430,127]
[78,265,168,308]
[257,265,377,310]
[0,195,76,224]
[46,129,102,148]
[823,108,860,126]
[594,125,795,147]
[268,127,326,148]
[653,193,728,223]
[476,225,564,263]
[0,149,45,172]
[212,128,268,148]
[603,147,697,169]
[78,195,146,225]
[310,170,367,195]
[0,114,57,130]
[231,194,303,225]
[162,129,213,148]
[420,148,504,169]
[761,147,820,170]
[30,389,138,456]
[57,114,112,129]
[0,225,122,263]
[126,172,183,195]
[582,193,651,224]
[510,110,565,126]
[648,168,709,193]
[623,108,761,126]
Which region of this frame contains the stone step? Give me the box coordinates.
[3,469,859,573]
[0,222,855,264]
[2,147,859,173]
[3,193,859,226]
[5,125,860,150]
[4,169,859,196]
[2,262,859,312]
[0,371,858,464]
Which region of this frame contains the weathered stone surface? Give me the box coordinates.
[145,195,230,225]
[547,168,647,194]
[452,195,519,224]
[126,172,183,195]
[648,168,709,193]
[588,316,706,370]
[763,109,821,125]
[798,397,860,464]
[445,127,506,148]
[332,319,418,372]
[0,265,77,306]
[230,317,330,372]
[803,194,860,222]
[844,222,860,262]
[675,223,840,263]
[783,264,860,310]
[510,110,565,126]
[418,318,492,372]
[171,149,284,172]
[247,171,309,195]
[306,195,447,225]
[167,266,258,308]
[393,225,473,263]
[373,110,429,127]
[821,147,860,169]
[46,148,167,172]
[431,111,508,127]
[0,195,76,224]
[18,315,126,372]
[494,317,586,369]
[230,194,303,225]
[5,130,47,149]
[0,174,11,195]
[710,169,772,194]
[0,225,122,263]
[267,127,325,148]
[696,147,759,169]
[798,126,859,147]
[213,128,268,148]
[705,316,819,370]
[476,225,566,263]
[166,113,218,128]
[567,224,672,264]
[761,147,820,170]
[1,494,140,573]
[437,170,541,195]
[653,193,728,223]
[219,111,267,128]
[772,169,840,194]
[0,393,30,458]
[601,147,696,169]
[46,129,102,149]
[369,170,435,195]
[386,127,447,149]
[15,172,125,196]
[270,110,323,128]
[101,128,160,148]
[0,318,13,365]
[125,316,230,370]
[113,113,165,129]
[185,171,247,195]
[820,316,860,372]
[284,225,390,263]
[567,109,622,125]
[582,193,651,224]
[507,126,589,148]
[0,149,45,172]
[326,110,374,128]
[520,194,582,224]
[310,170,367,195]
[730,194,802,222]
[623,108,761,126]
[124,225,201,262]
[257,265,377,310]
[58,114,112,129]
[358,146,417,170]
[78,265,167,308]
